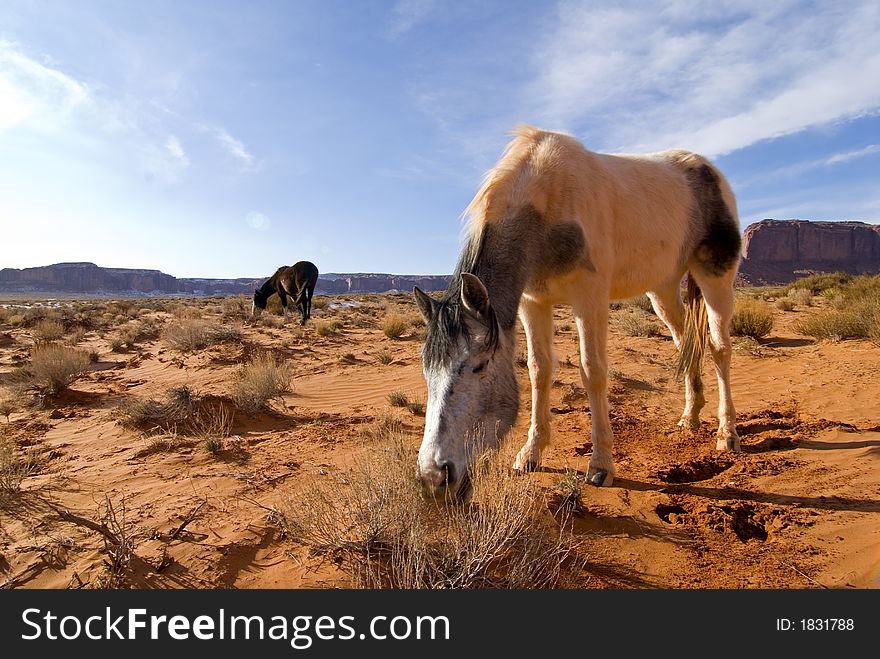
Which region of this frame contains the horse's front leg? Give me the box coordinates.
[573,299,615,487]
[513,297,554,472]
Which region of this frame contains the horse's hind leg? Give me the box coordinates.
[689,267,739,451]
[647,281,706,429]
[513,297,554,472]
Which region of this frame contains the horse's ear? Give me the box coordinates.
[413,286,437,322]
[460,273,491,319]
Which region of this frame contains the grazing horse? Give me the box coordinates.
[413,125,741,499]
[253,261,319,325]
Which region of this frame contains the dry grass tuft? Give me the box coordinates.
[31,319,65,344]
[118,385,234,438]
[382,313,410,339]
[276,431,586,589]
[794,274,880,343]
[231,353,291,412]
[28,343,91,395]
[0,435,40,496]
[163,319,242,351]
[730,298,774,339]
[612,309,662,337]
[387,390,409,407]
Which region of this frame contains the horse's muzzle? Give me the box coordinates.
[419,462,470,502]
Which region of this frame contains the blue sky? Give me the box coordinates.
[1,0,878,278]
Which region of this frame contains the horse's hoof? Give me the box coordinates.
[524,461,538,473]
[716,436,741,452]
[587,469,613,487]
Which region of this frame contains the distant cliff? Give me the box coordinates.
[0,262,451,297]
[738,219,880,285]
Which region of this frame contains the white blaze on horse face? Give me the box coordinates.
[251,300,263,317]
[418,338,508,494]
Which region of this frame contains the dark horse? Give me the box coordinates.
[252,261,319,325]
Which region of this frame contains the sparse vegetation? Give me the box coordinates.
[388,390,409,407]
[381,313,410,339]
[788,288,813,307]
[276,432,585,588]
[376,349,393,365]
[785,272,853,296]
[0,436,39,495]
[775,297,796,312]
[163,319,242,351]
[314,319,344,337]
[232,353,291,412]
[730,298,774,339]
[794,274,880,342]
[28,343,91,395]
[555,467,584,515]
[31,319,65,344]
[612,309,662,337]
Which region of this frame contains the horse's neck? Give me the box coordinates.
[457,221,532,331]
[259,278,277,296]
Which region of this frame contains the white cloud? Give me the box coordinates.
[527,1,880,156]
[0,40,91,132]
[165,135,189,167]
[205,125,258,172]
[825,144,880,165]
[388,0,436,37]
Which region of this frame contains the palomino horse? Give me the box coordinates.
[253,261,319,325]
[413,125,741,498]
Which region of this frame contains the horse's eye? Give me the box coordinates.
[472,360,488,373]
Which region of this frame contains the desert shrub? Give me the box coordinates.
[555,468,584,515]
[406,399,425,416]
[0,307,11,325]
[382,313,410,340]
[221,295,251,320]
[31,319,65,344]
[28,344,91,395]
[163,320,211,351]
[110,321,147,351]
[795,308,871,341]
[163,319,240,351]
[794,275,880,342]
[623,294,654,314]
[310,297,328,311]
[260,315,284,329]
[785,272,852,296]
[787,288,813,307]
[65,326,87,346]
[118,385,233,438]
[232,353,291,412]
[730,298,774,339]
[277,432,585,589]
[775,297,795,312]
[612,309,662,337]
[314,320,343,337]
[0,387,27,422]
[388,391,409,407]
[376,349,393,365]
[0,436,39,495]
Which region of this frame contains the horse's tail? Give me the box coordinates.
[674,276,708,382]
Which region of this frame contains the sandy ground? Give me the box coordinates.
[1,293,878,590]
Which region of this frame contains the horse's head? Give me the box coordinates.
[252,289,268,317]
[413,273,518,500]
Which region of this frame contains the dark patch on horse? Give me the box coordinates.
[254,261,319,324]
[423,204,591,370]
[687,165,741,277]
